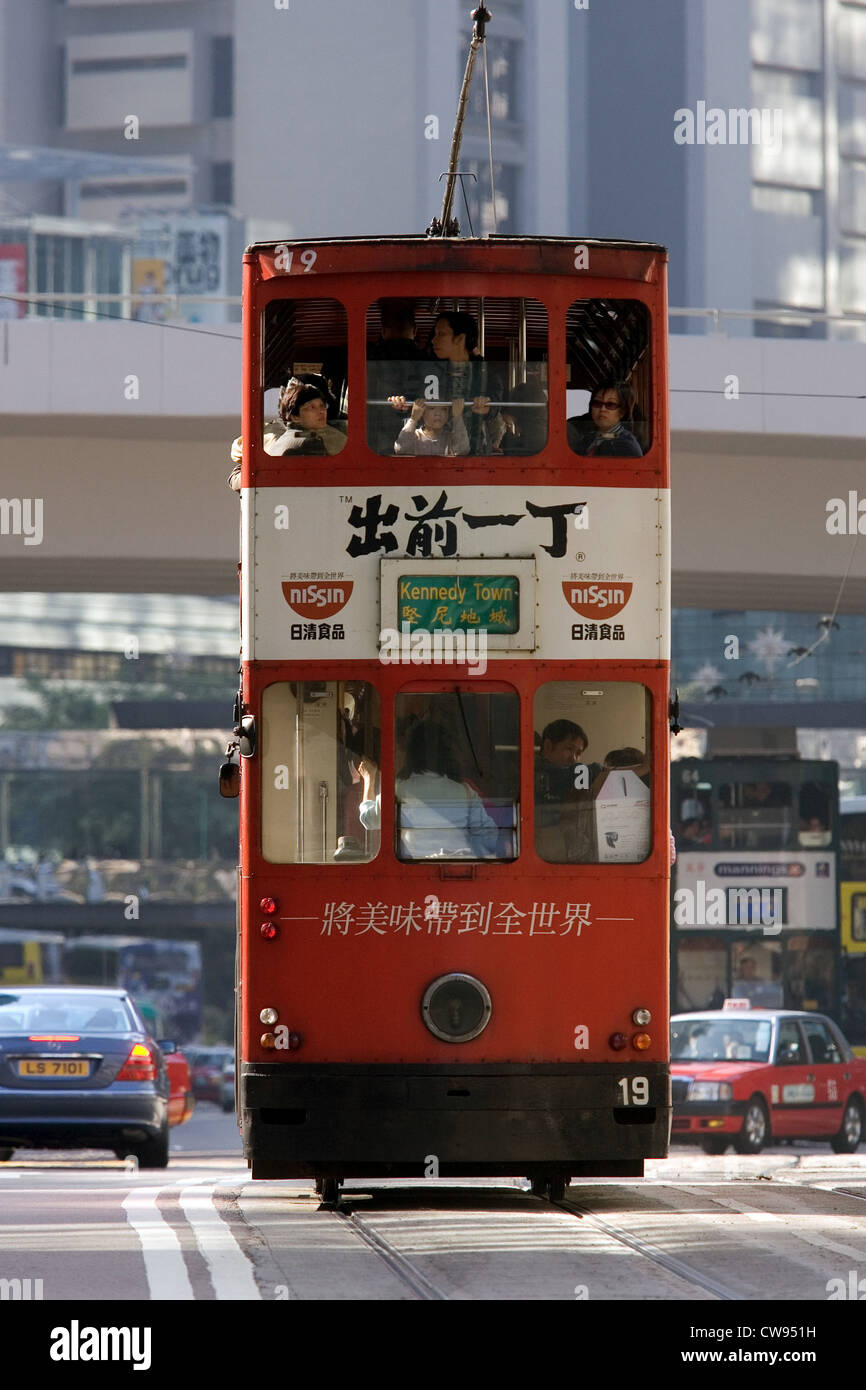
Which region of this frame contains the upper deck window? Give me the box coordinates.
[566,300,652,457]
[366,297,547,458]
[261,299,348,458]
[675,766,836,854]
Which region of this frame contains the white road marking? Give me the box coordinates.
[672,1185,866,1262]
[178,1182,260,1300]
[121,1188,195,1300]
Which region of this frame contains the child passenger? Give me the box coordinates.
[394,397,470,456]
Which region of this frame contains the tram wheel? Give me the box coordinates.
[547,1174,568,1202]
[317,1176,342,1205]
[529,1172,568,1201]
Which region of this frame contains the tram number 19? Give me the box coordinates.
[617,1076,649,1106]
[274,245,318,273]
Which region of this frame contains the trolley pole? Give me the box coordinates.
[427,4,492,237]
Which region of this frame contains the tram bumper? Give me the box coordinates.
[241,1062,671,1179]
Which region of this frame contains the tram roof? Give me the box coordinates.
[245,233,667,257]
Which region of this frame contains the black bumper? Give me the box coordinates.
[0,1088,167,1149]
[241,1062,671,1179]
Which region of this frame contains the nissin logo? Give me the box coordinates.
[563,581,632,619]
[281,581,353,619]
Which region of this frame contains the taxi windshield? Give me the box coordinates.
[670,1017,772,1063]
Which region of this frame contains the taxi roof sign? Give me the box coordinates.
[723,998,751,1010]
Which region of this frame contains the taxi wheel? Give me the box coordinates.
[733,1098,769,1155]
[830,1097,864,1154]
[0,1148,14,1162]
[700,1137,729,1156]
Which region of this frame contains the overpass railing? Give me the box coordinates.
[2,294,866,339]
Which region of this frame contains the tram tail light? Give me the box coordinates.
[116,1043,157,1081]
[261,922,278,940]
[608,1033,628,1051]
[260,897,278,914]
[632,1033,652,1051]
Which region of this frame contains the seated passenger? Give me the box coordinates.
[228,372,345,488]
[534,719,599,862]
[567,381,643,458]
[394,398,469,456]
[358,723,498,860]
[266,379,347,457]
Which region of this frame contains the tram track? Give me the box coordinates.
[329,1183,741,1301]
[554,1194,741,1300]
[334,1205,451,1300]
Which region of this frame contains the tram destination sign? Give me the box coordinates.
[397,574,518,634]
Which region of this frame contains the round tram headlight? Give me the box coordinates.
[632,1008,651,1026]
[259,1007,279,1025]
[421,973,492,1043]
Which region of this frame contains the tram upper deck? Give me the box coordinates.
[240,234,669,489]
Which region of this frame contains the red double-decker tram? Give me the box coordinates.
[233,234,672,1200]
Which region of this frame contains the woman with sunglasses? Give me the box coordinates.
[567,380,643,457]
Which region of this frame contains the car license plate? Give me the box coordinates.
[18,1059,90,1078]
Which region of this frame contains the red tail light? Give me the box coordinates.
[116,1042,157,1082]
[29,1034,80,1042]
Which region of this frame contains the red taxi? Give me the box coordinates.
[165,1046,194,1128]
[670,1002,866,1155]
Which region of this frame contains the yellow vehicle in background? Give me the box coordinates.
[840,797,866,1057]
[0,930,64,985]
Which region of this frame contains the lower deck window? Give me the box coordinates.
[261,681,380,864]
[387,691,520,862]
[533,681,653,864]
